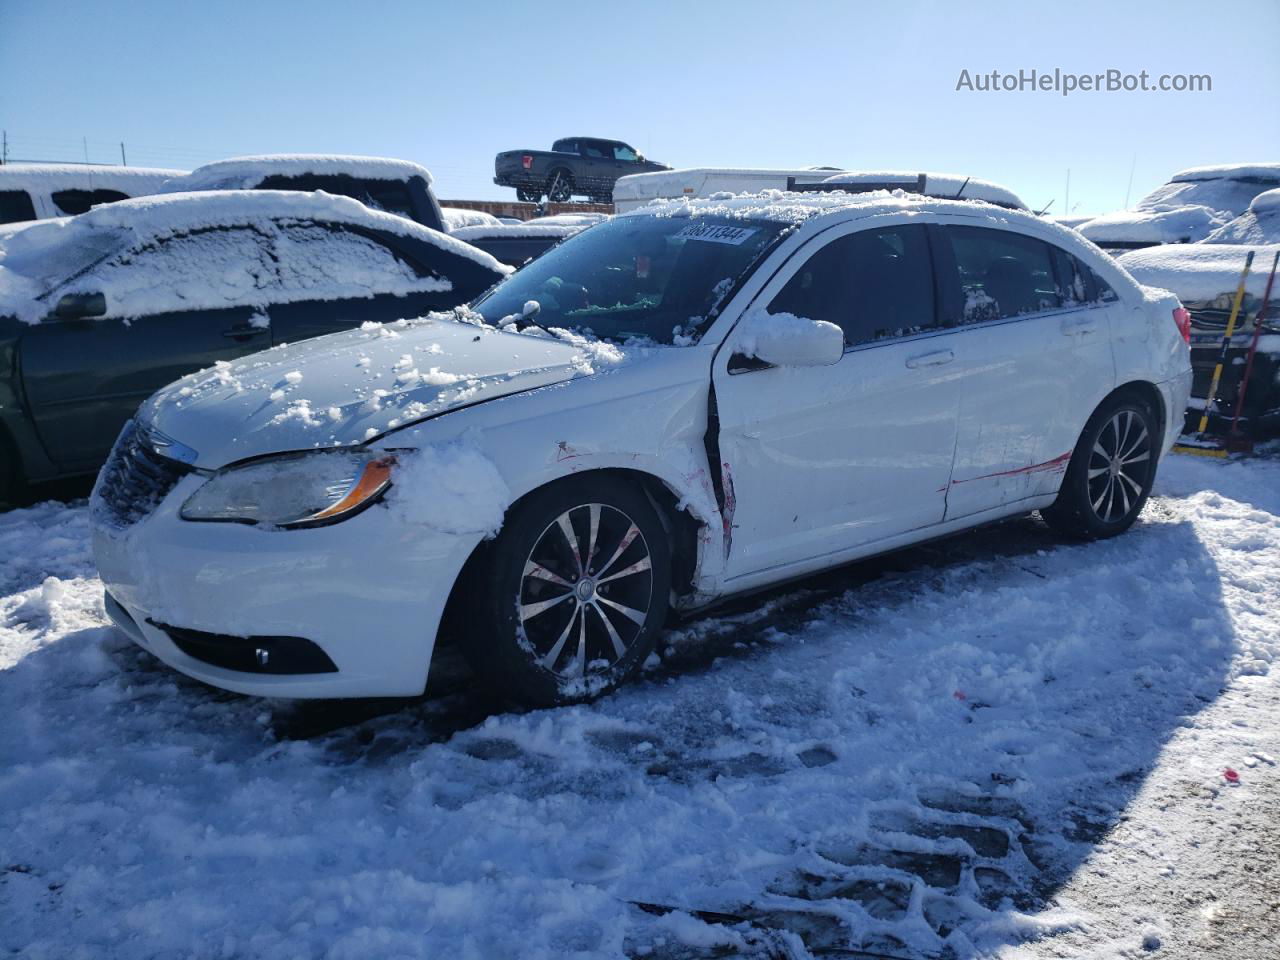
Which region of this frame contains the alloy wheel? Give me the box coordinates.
[517,503,654,678]
[1087,409,1151,523]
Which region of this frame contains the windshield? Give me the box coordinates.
[473,214,787,344]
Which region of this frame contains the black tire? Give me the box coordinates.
[465,476,672,707]
[0,432,23,509]
[1041,393,1159,539]
[516,187,541,203]
[545,169,574,203]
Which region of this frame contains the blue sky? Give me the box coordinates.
[2,0,1277,214]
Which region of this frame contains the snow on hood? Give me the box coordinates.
[441,207,501,230]
[820,171,1027,210]
[1079,205,1227,245]
[1117,243,1280,303]
[161,154,433,192]
[1203,188,1280,245]
[448,222,586,242]
[0,190,509,324]
[139,315,618,469]
[0,163,185,193]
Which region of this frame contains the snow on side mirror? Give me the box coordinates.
[736,311,844,367]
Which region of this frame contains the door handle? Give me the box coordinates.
[1060,316,1096,336]
[222,325,269,341]
[905,349,954,369]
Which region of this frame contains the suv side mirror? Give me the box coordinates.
[54,292,107,320]
[737,312,844,367]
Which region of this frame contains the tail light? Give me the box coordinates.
[1173,305,1191,344]
[521,155,533,170]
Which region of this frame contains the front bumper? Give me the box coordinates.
[93,472,482,698]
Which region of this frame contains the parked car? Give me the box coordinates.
[161,154,449,232]
[1078,163,1280,253]
[1119,237,1280,436]
[92,189,1190,707]
[612,168,1028,213]
[494,138,669,203]
[0,190,508,498]
[450,219,591,269]
[166,155,576,269]
[0,163,184,224]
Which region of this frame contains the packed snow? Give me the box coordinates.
[387,438,511,536]
[0,190,508,324]
[1118,243,1280,303]
[3,452,1279,958]
[160,154,434,192]
[1203,188,1280,245]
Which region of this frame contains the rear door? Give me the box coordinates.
[713,219,962,580]
[18,226,278,471]
[267,221,503,343]
[937,222,1116,519]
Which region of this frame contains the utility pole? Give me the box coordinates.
[120,142,127,166]
[1124,154,1137,208]
[82,136,89,163]
[1,130,6,165]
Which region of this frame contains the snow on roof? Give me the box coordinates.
[1117,243,1280,302]
[0,190,508,322]
[819,171,1027,210]
[441,207,501,230]
[1050,214,1101,230]
[162,155,433,192]
[613,167,848,203]
[0,163,185,192]
[1078,205,1227,245]
[1202,188,1280,245]
[525,212,610,227]
[1171,163,1280,183]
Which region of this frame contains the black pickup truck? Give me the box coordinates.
[494,138,669,203]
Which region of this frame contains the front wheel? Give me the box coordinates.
[465,477,672,707]
[1041,394,1159,539]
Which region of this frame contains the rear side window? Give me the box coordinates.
[945,226,1062,322]
[273,223,436,296]
[254,174,414,219]
[581,141,611,159]
[552,139,578,153]
[0,189,37,224]
[1048,244,1119,305]
[768,224,936,346]
[50,188,131,216]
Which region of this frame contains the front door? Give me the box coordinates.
[712,221,962,581]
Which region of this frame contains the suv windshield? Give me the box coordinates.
[473,215,786,344]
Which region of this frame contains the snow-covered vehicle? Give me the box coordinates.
[0,163,184,224]
[1078,163,1280,253]
[612,168,1028,212]
[1119,229,1280,435]
[0,190,508,497]
[91,190,1191,707]
[163,156,579,269]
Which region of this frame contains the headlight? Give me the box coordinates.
[180,450,395,528]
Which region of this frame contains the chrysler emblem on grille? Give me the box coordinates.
[138,423,199,465]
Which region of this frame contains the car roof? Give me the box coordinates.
[162,154,434,192]
[0,163,186,191]
[1170,162,1280,184]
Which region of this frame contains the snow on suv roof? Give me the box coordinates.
[819,171,1027,210]
[162,154,434,192]
[0,163,186,191]
[1203,187,1280,245]
[1170,163,1280,183]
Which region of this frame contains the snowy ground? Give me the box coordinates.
[2,453,1278,959]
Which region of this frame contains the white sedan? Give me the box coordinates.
[92,190,1192,706]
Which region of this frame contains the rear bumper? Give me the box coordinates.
[1159,368,1194,450]
[93,473,482,699]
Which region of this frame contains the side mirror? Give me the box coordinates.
[736,312,844,367]
[54,292,107,320]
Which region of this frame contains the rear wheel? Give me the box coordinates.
[546,169,574,203]
[0,433,22,508]
[1041,394,1159,539]
[465,477,671,706]
[516,187,541,203]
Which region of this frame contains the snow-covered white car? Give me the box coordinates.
[0,163,184,224]
[92,190,1191,707]
[1078,163,1280,253]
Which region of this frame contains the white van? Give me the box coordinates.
[0,164,184,225]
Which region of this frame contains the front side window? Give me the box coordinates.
[946,225,1062,323]
[0,189,37,225]
[768,224,936,346]
[613,145,639,162]
[50,188,131,216]
[61,226,279,319]
[473,215,787,345]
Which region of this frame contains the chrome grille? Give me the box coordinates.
[91,422,192,528]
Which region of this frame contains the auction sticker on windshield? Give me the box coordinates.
[673,223,759,245]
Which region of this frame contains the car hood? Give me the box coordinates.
[140,316,596,469]
[1078,204,1227,246]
